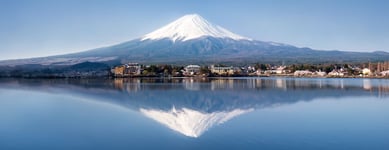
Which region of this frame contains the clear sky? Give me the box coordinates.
[1,0,388,60]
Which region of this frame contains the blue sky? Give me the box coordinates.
[1,0,388,60]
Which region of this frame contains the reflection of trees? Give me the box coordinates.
[2,78,389,97]
[210,78,323,90]
[1,78,388,110]
[378,84,389,98]
[2,78,388,110]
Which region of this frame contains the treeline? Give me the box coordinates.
[0,62,110,78]
[254,62,389,73]
[141,65,184,76]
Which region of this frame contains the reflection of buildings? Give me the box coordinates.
[114,78,124,90]
[363,79,372,90]
[212,79,263,90]
[183,78,201,91]
[112,78,389,97]
[328,79,344,89]
[114,78,141,92]
[140,107,253,138]
[275,78,286,90]
[211,79,234,90]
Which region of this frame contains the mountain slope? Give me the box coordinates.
[0,14,388,66]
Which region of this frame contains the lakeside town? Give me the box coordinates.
[112,62,389,78]
[1,61,389,79]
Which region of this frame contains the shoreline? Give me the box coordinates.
[0,74,388,80]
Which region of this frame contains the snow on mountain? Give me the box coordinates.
[141,14,251,42]
[1,13,388,66]
[140,106,253,138]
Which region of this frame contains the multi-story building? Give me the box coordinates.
[184,65,201,75]
[211,65,235,75]
[113,63,142,77]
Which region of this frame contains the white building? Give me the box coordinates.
[125,63,142,75]
[211,65,235,75]
[315,71,327,77]
[247,66,256,73]
[265,66,286,74]
[277,66,286,74]
[328,70,344,77]
[362,68,372,76]
[294,70,313,76]
[380,70,389,76]
[184,65,201,75]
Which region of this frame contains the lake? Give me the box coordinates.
[0,77,388,150]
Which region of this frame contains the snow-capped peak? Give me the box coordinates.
[141,14,251,42]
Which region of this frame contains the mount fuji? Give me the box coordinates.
[142,14,250,42]
[1,14,388,66]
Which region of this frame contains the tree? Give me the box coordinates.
[200,66,211,75]
[254,63,267,71]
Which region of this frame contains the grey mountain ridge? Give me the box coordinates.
[0,14,387,66]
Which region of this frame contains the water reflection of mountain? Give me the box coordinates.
[1,78,388,137]
[3,78,388,110]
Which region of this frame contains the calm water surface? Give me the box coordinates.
[0,77,388,150]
